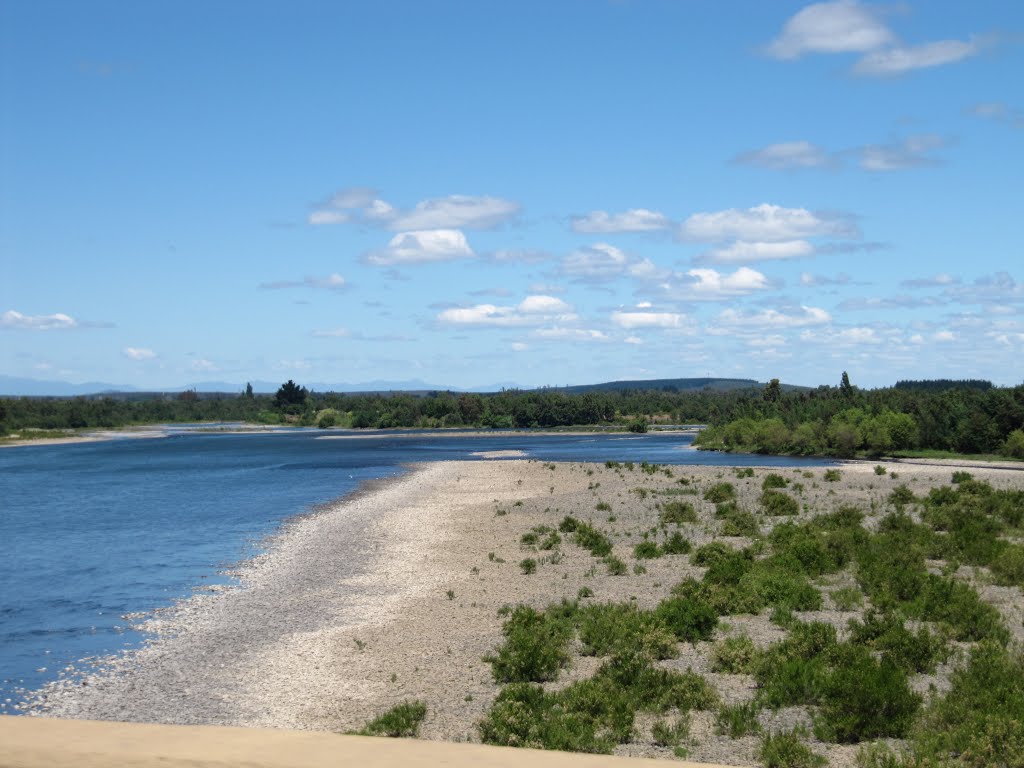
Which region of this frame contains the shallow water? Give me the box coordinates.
[0,429,830,708]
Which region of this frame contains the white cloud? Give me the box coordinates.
[860,135,946,171]
[309,190,519,230]
[366,229,474,265]
[611,311,692,330]
[734,141,833,170]
[766,1,894,60]
[747,335,788,348]
[260,273,347,291]
[657,267,770,301]
[900,273,959,288]
[680,203,856,242]
[532,328,610,342]
[570,209,672,233]
[122,347,156,360]
[968,101,1024,130]
[511,342,529,352]
[703,239,815,264]
[717,305,831,329]
[854,38,983,76]
[560,243,630,281]
[624,336,643,345]
[801,272,853,287]
[490,249,552,264]
[191,358,219,372]
[935,330,956,342]
[437,295,577,327]
[387,195,520,230]
[801,327,882,345]
[1,310,78,330]
[766,1,986,77]
[311,328,351,338]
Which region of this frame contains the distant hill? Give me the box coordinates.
[549,377,766,394]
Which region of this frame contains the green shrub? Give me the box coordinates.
[520,558,537,574]
[847,609,948,674]
[358,700,427,737]
[716,701,762,738]
[577,586,594,599]
[735,467,755,478]
[761,489,799,516]
[710,634,759,674]
[692,541,744,568]
[633,540,662,559]
[1000,428,1024,459]
[704,482,737,503]
[570,521,614,558]
[577,602,676,659]
[759,727,827,768]
[990,544,1024,586]
[824,469,842,482]
[951,470,973,484]
[653,596,718,642]
[659,500,697,525]
[716,502,760,537]
[874,465,887,476]
[662,531,691,555]
[914,575,1009,644]
[911,641,1024,767]
[595,501,611,511]
[604,555,627,575]
[888,485,915,507]
[486,606,573,683]
[651,715,690,747]
[813,645,921,743]
[763,473,790,489]
[830,587,863,611]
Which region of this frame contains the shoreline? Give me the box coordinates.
[26,458,1024,766]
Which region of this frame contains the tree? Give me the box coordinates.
[763,378,782,403]
[274,379,308,412]
[840,371,854,400]
[244,382,254,399]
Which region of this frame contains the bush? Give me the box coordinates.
[654,596,718,642]
[662,531,691,555]
[659,500,697,525]
[711,634,759,674]
[761,490,800,516]
[577,602,676,659]
[603,555,627,575]
[716,502,760,537]
[633,540,661,559]
[759,727,826,768]
[520,558,537,575]
[830,587,863,611]
[847,609,948,674]
[570,521,614,558]
[874,465,888,476]
[716,701,762,738]
[651,715,690,747]
[824,469,842,482]
[1001,428,1024,459]
[763,473,790,489]
[704,482,737,503]
[951,470,974,484]
[888,485,915,507]
[990,544,1024,586]
[358,700,427,737]
[486,606,573,683]
[813,646,921,743]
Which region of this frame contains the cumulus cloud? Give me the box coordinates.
[900,273,960,289]
[191,358,219,372]
[766,0,894,59]
[968,102,1024,130]
[437,295,577,327]
[309,189,519,231]
[945,272,1024,304]
[800,272,853,287]
[680,203,857,242]
[511,342,529,351]
[366,230,474,265]
[734,141,833,170]
[838,295,945,311]
[570,209,672,233]
[1,310,78,330]
[611,311,693,330]
[560,243,630,281]
[489,249,552,264]
[800,326,882,345]
[310,328,351,338]
[859,135,946,172]
[702,239,815,264]
[123,347,156,360]
[260,273,348,291]
[654,267,771,302]
[717,305,831,329]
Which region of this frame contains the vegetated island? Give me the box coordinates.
[29,457,1024,767]
[3,374,1024,463]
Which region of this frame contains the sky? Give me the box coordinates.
[2,1,1023,392]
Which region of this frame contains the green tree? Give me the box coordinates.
[274,379,308,412]
[763,378,782,403]
[840,371,854,400]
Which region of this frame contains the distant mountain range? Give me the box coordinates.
[0,374,806,397]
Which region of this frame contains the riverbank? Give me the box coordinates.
[28,459,1024,766]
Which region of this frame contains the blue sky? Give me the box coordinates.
[2,1,1022,391]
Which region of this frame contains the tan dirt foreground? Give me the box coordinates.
[0,716,737,768]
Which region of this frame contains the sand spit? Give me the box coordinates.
[29,458,1024,767]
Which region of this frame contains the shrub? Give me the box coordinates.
[662,531,691,555]
[990,544,1024,586]
[874,465,887,476]
[570,522,614,558]
[813,645,921,743]
[659,500,697,525]
[520,558,537,574]
[761,490,799,516]
[595,501,611,511]
[692,541,743,568]
[763,473,790,489]
[704,482,737,503]
[716,701,762,738]
[710,634,759,674]
[486,606,573,683]
[603,555,627,575]
[358,700,427,737]
[577,602,676,659]
[847,609,948,674]
[653,596,718,642]
[716,502,760,537]
[824,469,842,482]
[651,715,690,747]
[951,470,973,484]
[830,587,863,611]
[1001,428,1024,459]
[888,485,915,507]
[759,727,826,768]
[633,540,662,559]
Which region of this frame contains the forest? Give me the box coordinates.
[2,376,1023,459]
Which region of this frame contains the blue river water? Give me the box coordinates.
[0,428,831,709]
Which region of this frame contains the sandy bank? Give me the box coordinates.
[0,716,737,768]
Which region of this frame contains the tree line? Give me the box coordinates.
[2,376,1022,458]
